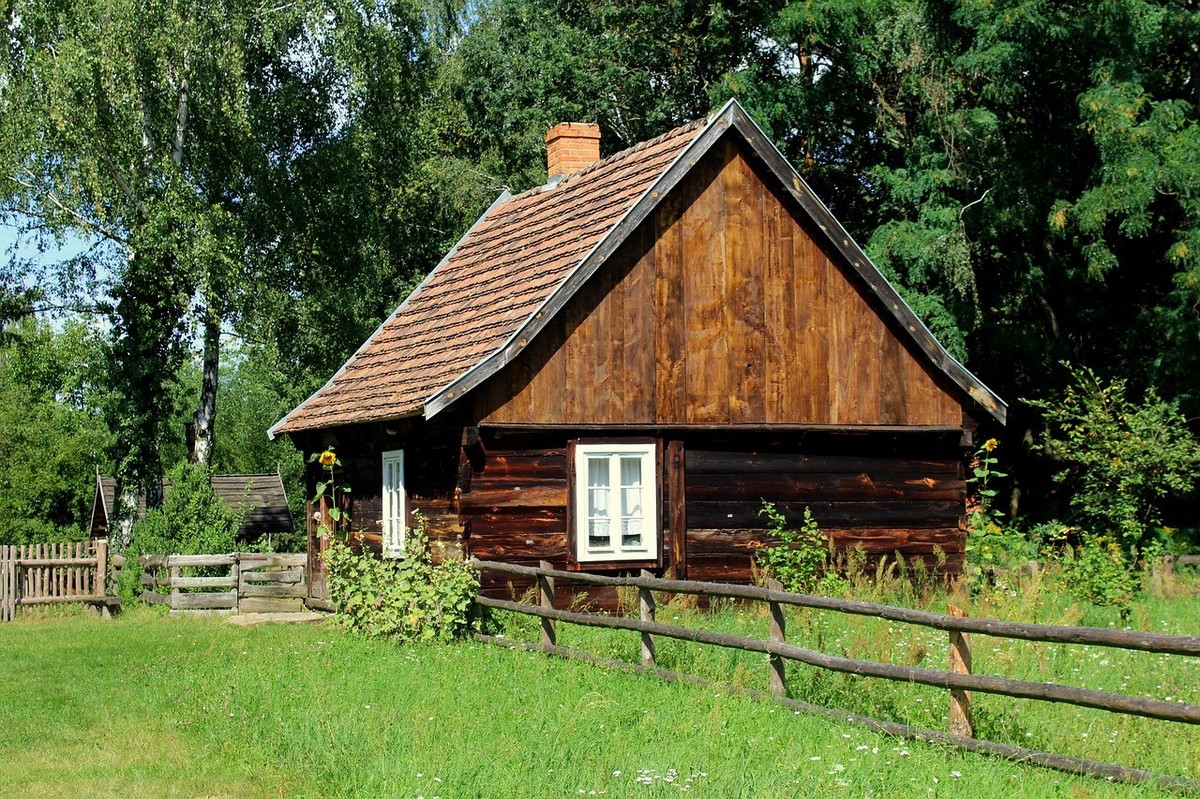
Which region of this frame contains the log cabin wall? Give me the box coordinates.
[474,133,964,428]
[293,415,466,560]
[463,428,966,608]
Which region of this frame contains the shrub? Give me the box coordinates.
[1029,366,1200,559]
[755,502,842,593]
[1060,533,1138,620]
[118,462,244,603]
[323,514,478,643]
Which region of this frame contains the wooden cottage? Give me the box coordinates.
[270,100,1006,608]
[90,473,296,543]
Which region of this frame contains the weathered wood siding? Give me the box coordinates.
[293,417,466,560]
[683,446,965,582]
[476,135,963,427]
[463,429,965,607]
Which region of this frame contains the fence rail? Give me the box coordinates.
[140,552,307,615]
[0,541,118,621]
[470,558,1200,791]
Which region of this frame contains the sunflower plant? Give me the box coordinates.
[309,448,352,539]
[965,438,1009,566]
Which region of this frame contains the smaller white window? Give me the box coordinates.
[574,443,658,563]
[381,450,405,558]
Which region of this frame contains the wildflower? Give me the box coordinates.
[319,449,337,467]
[983,438,999,452]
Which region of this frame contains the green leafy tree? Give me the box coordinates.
[0,0,438,527]
[213,341,305,519]
[1029,366,1200,557]
[0,319,113,543]
[432,0,783,196]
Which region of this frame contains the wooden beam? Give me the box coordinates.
[474,595,1200,724]
[470,559,1200,656]
[667,440,686,579]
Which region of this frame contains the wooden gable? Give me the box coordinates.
[476,135,964,427]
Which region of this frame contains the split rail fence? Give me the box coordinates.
[470,559,1200,792]
[140,552,308,615]
[0,540,118,622]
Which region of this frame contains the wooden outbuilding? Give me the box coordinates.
[270,99,1006,608]
[89,473,296,543]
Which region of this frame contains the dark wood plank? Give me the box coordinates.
[684,472,964,501]
[851,276,884,424]
[598,228,624,423]
[654,189,687,423]
[686,527,965,556]
[795,224,830,422]
[880,332,908,425]
[686,500,964,529]
[622,224,655,422]
[686,450,962,476]
[668,440,687,579]
[682,144,730,423]
[763,180,791,422]
[458,481,568,511]
[724,144,765,422]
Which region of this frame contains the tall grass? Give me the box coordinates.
[488,560,1200,785]
[0,603,1190,797]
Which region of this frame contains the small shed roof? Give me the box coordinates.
[271,99,1005,436]
[90,473,295,539]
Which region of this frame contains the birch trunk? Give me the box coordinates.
[190,302,219,466]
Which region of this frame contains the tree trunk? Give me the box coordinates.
[190,301,220,466]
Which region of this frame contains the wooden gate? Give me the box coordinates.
[140,552,309,614]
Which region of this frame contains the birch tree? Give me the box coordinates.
[0,0,433,524]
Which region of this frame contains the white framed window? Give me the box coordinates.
[381,450,405,558]
[573,442,658,563]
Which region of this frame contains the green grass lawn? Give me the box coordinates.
[0,600,1195,798]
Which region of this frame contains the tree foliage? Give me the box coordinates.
[0,319,112,544]
[1029,366,1200,555]
[756,0,1200,411]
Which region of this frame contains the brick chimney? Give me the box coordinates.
[545,122,601,181]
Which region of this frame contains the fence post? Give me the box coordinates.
[1,546,10,622]
[948,603,974,738]
[170,558,181,611]
[538,560,556,648]
[94,539,108,598]
[767,578,787,697]
[232,554,241,614]
[639,569,656,669]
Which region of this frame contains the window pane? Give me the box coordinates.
[588,518,611,549]
[587,457,610,549]
[619,457,641,491]
[588,457,609,489]
[619,456,644,549]
[621,517,642,548]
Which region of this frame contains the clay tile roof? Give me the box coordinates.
[271,114,712,436]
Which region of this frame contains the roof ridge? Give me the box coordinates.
[505,114,713,203]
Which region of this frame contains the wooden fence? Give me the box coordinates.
[0,540,119,622]
[140,552,308,615]
[470,559,1200,792]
